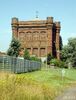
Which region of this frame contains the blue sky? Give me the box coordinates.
[0,0,76,52]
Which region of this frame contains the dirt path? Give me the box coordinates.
[55,87,76,100]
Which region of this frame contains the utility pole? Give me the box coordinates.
[46,34,48,69]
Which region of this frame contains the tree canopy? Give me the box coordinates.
[7,38,21,57]
[59,35,63,50]
[61,38,76,67]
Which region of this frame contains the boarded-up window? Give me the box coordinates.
[33,31,39,41]
[19,32,25,41]
[33,48,38,56]
[26,31,32,41]
[40,48,45,57]
[27,48,31,55]
[40,31,46,41]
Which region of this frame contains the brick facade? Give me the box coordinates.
[11,17,61,59]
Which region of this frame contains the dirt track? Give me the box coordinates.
[55,87,76,100]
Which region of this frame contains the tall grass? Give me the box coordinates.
[0,68,76,100]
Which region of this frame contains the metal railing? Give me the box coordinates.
[0,55,41,73]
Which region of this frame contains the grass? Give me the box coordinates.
[0,67,76,100]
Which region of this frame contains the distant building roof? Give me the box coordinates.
[0,51,6,56]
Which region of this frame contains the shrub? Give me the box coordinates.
[23,49,30,60]
[50,59,66,68]
[30,56,41,62]
[47,53,54,65]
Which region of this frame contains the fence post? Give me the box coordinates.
[3,56,5,71]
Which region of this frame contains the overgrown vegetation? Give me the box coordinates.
[0,68,76,100]
[50,59,66,68]
[23,49,41,62]
[30,56,41,62]
[7,38,41,62]
[47,53,54,65]
[46,37,76,68]
[23,49,30,60]
[46,53,66,68]
[61,38,76,67]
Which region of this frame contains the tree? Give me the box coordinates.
[7,38,21,57]
[61,38,76,67]
[47,53,54,65]
[23,49,30,60]
[61,45,69,62]
[59,35,63,50]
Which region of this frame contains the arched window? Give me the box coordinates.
[33,31,39,41]
[40,48,46,57]
[26,31,32,41]
[40,31,46,40]
[18,32,25,41]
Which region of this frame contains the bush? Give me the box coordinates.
[50,59,66,68]
[23,49,30,60]
[30,56,41,62]
[47,53,54,65]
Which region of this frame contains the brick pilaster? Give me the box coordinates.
[11,17,18,39]
[55,22,61,59]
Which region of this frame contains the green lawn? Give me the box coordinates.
[0,68,76,100]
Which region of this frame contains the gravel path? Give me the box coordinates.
[55,87,76,100]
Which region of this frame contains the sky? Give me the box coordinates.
[0,0,76,52]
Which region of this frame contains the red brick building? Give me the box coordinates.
[11,17,61,59]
